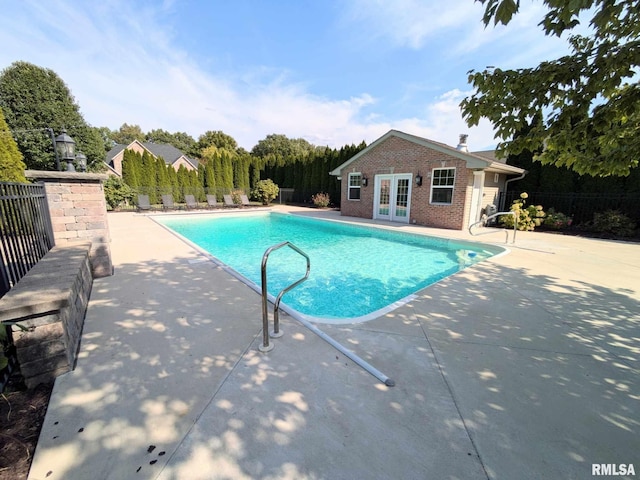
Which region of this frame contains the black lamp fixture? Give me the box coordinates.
[415,173,423,186]
[55,129,77,171]
[362,176,368,187]
[75,152,87,172]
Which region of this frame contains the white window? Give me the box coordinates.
[430,168,455,204]
[348,173,362,200]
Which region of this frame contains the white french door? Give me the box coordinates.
[374,174,412,223]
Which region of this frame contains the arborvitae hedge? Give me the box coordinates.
[260,142,365,205]
[117,141,361,206]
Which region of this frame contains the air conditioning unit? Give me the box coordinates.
[485,204,497,225]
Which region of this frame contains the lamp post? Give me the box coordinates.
[55,129,77,172]
[45,128,60,171]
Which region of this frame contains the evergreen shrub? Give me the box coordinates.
[592,210,636,237]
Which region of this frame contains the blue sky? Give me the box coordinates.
[1,0,574,152]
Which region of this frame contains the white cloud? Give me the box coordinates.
[387,89,499,151]
[342,0,486,49]
[0,0,501,152]
[341,0,579,70]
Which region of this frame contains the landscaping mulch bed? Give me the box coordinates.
[0,380,53,480]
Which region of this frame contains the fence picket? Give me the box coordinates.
[0,182,55,299]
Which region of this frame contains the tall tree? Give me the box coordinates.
[146,129,196,153]
[171,131,197,154]
[95,126,116,152]
[122,149,142,189]
[213,153,224,192]
[251,134,314,163]
[155,157,170,195]
[111,123,145,145]
[221,152,234,191]
[461,0,639,177]
[0,61,105,171]
[141,150,157,203]
[191,130,238,159]
[176,165,190,202]
[0,106,26,182]
[204,161,216,194]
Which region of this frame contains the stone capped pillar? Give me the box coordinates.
[25,170,113,278]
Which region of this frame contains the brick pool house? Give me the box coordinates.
[330,129,526,230]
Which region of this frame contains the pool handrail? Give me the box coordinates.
[468,211,517,244]
[258,241,396,387]
[259,241,310,352]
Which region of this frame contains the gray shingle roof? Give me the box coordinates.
[104,141,198,169]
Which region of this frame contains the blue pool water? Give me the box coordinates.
[156,213,502,322]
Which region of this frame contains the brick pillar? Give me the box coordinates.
[25,170,113,278]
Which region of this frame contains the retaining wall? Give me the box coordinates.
[0,243,93,387]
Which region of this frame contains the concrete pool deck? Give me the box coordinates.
[28,207,639,479]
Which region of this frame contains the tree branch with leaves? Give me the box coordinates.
[461,0,639,177]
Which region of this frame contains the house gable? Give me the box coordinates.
[104,140,198,176]
[330,130,494,177]
[332,129,526,230]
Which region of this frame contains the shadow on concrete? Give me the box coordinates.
[29,213,640,479]
[398,260,640,479]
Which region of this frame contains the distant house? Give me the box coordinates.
[105,140,199,177]
[329,129,526,230]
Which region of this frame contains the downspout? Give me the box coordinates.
[501,170,528,210]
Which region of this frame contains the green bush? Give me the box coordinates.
[592,210,636,237]
[311,192,330,208]
[103,175,135,210]
[251,179,279,205]
[543,208,573,230]
[501,192,545,231]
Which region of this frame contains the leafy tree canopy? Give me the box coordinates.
[0,61,105,171]
[110,123,145,145]
[251,134,315,165]
[146,129,196,153]
[95,126,116,151]
[192,130,238,158]
[461,0,639,177]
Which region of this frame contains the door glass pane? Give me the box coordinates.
[378,179,390,215]
[395,179,409,217]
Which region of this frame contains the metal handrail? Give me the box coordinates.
[468,211,517,244]
[259,241,310,352]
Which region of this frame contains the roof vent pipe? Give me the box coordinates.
[456,134,469,152]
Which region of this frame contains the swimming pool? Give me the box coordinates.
[156,212,504,323]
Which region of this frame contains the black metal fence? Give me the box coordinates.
[0,182,55,299]
[499,191,640,225]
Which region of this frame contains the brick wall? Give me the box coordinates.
[25,171,113,278]
[339,136,471,230]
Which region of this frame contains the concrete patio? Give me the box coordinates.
[28,207,639,479]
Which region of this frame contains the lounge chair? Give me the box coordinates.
[240,194,251,207]
[206,195,218,208]
[162,194,177,210]
[223,194,239,208]
[137,194,151,212]
[185,194,198,209]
